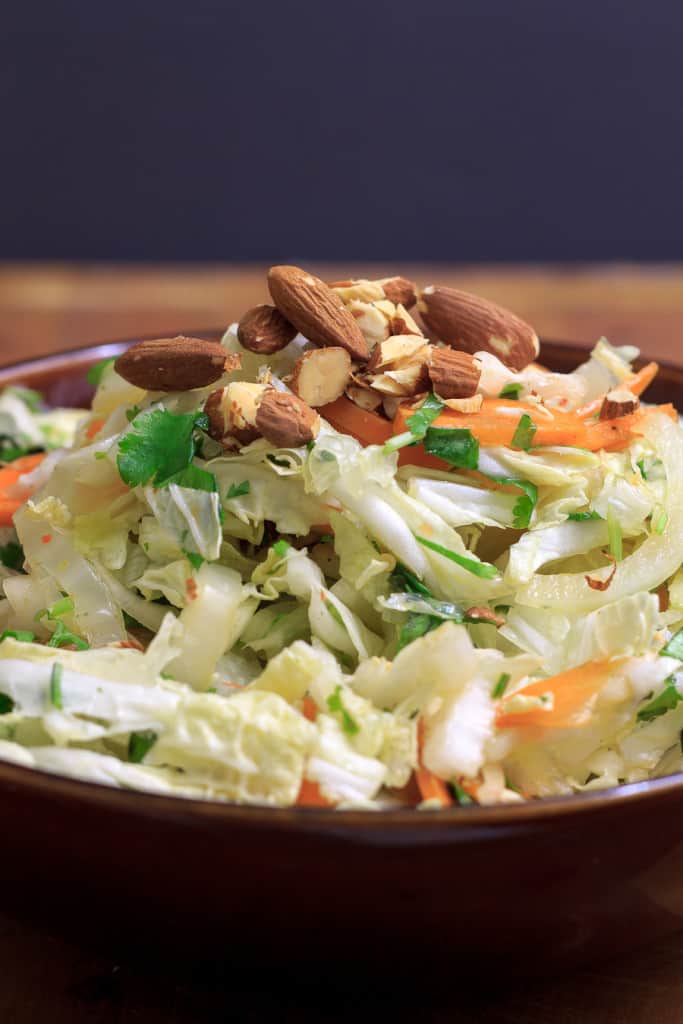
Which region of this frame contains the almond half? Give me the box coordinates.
[290,347,351,407]
[238,304,297,355]
[268,266,369,362]
[599,388,639,420]
[255,390,320,448]
[205,381,267,445]
[418,286,539,371]
[115,337,240,392]
[428,348,481,399]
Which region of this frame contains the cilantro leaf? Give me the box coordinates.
[0,629,35,643]
[162,465,218,492]
[0,693,15,715]
[36,597,89,650]
[511,413,537,451]
[637,679,683,722]
[661,628,683,660]
[272,539,290,558]
[391,563,433,598]
[397,613,442,651]
[86,357,116,387]
[415,535,499,579]
[128,730,158,763]
[49,663,64,709]
[449,781,474,806]
[226,481,251,499]
[492,673,511,699]
[423,427,479,469]
[326,685,359,735]
[568,510,602,522]
[117,409,207,488]
[384,393,444,453]
[486,476,538,529]
[499,382,523,399]
[184,551,205,570]
[0,541,24,571]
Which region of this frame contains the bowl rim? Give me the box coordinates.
[2,333,683,832]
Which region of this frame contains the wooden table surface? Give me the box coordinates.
[2,262,683,1023]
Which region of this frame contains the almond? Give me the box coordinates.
[268,266,368,362]
[330,275,417,309]
[380,276,417,309]
[345,383,384,412]
[290,347,351,407]
[599,388,640,420]
[442,394,483,414]
[465,606,506,627]
[365,361,430,397]
[237,304,297,354]
[205,381,266,445]
[348,300,391,351]
[367,335,430,373]
[115,337,240,392]
[428,348,481,399]
[255,390,320,448]
[418,286,539,371]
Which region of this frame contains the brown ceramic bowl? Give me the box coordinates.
[2,336,683,978]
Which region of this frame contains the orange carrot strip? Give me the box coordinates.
[496,657,630,731]
[319,396,393,446]
[301,696,318,721]
[576,362,659,418]
[296,779,334,807]
[0,453,49,525]
[85,417,106,440]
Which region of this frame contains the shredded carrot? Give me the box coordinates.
[576,361,659,418]
[85,417,106,440]
[0,453,48,526]
[319,396,393,446]
[496,657,630,731]
[301,696,318,721]
[296,779,334,807]
[415,720,453,807]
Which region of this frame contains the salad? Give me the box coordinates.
[0,264,682,810]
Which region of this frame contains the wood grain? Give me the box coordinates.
[2,262,683,1023]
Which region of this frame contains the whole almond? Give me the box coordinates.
[237,304,297,355]
[290,347,351,407]
[428,348,481,399]
[255,390,320,448]
[115,337,239,392]
[268,266,369,362]
[418,286,539,371]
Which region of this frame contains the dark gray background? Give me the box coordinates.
[2,0,682,261]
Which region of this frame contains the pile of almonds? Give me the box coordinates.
[114,265,542,449]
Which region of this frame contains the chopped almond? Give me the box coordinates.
[443,394,484,413]
[345,384,384,412]
[347,300,392,352]
[599,388,640,421]
[367,335,430,373]
[255,390,320,448]
[465,606,506,627]
[204,381,266,445]
[290,347,352,407]
[428,348,481,399]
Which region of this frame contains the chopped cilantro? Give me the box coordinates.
[0,629,35,643]
[326,685,359,735]
[117,409,208,488]
[0,541,25,571]
[383,393,444,453]
[568,510,602,522]
[163,465,218,492]
[0,693,15,715]
[325,599,346,629]
[184,551,205,570]
[94,451,107,461]
[36,598,89,650]
[607,504,623,561]
[272,539,290,558]
[492,673,511,699]
[661,628,683,660]
[637,459,648,480]
[86,357,116,387]
[125,405,142,423]
[226,481,251,499]
[49,662,64,709]
[653,510,669,535]
[637,679,683,722]
[128,730,158,763]
[423,427,479,469]
[415,535,498,579]
[397,613,441,651]
[391,563,433,598]
[510,413,537,451]
[486,476,538,529]
[48,597,75,619]
[0,437,42,463]
[449,781,474,806]
[267,453,291,468]
[499,382,523,399]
